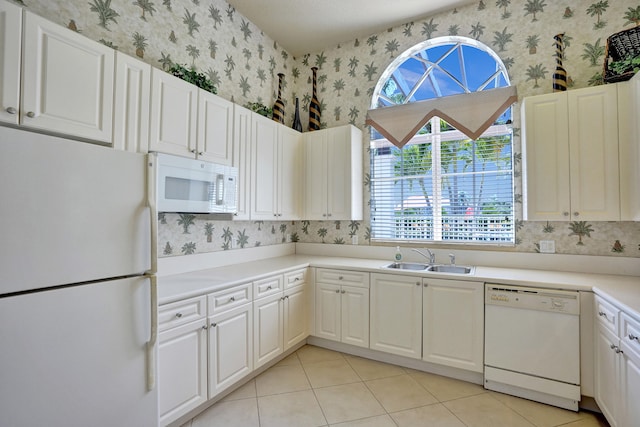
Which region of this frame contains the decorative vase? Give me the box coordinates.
[552,33,567,92]
[292,97,302,132]
[308,67,321,131]
[272,73,285,124]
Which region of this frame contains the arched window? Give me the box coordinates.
[369,37,515,244]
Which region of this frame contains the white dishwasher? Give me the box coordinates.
[484,284,580,411]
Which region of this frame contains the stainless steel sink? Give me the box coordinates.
[383,262,429,271]
[427,265,474,274]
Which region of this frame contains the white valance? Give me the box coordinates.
[365,86,518,148]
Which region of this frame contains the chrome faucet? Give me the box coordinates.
[412,248,435,265]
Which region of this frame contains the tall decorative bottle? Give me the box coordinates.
[552,34,567,92]
[292,97,302,132]
[272,73,285,124]
[308,67,321,131]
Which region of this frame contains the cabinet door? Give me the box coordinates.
[208,303,253,398]
[341,285,369,348]
[158,319,208,426]
[423,279,484,372]
[370,273,422,359]
[0,0,21,125]
[149,68,198,157]
[284,284,308,350]
[314,282,341,342]
[197,91,234,164]
[232,105,252,220]
[304,131,328,219]
[21,11,114,142]
[113,52,150,153]
[621,342,640,427]
[594,324,620,427]
[522,92,570,221]
[568,85,620,220]
[327,126,362,220]
[619,77,640,221]
[251,113,279,220]
[278,126,302,220]
[253,292,283,369]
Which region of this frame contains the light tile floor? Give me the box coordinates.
[181,345,610,427]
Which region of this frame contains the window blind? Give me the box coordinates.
[370,120,514,244]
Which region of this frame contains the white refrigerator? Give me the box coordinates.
[0,127,158,426]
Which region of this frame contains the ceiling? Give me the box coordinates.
[226,0,474,57]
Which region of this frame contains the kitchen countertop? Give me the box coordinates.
[157,254,640,319]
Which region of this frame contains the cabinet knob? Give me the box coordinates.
[211,323,217,327]
[341,290,346,294]
[5,107,16,114]
[424,283,428,287]
[202,325,208,330]
[573,212,579,217]
[615,347,624,354]
[327,213,332,217]
[26,111,35,118]
[267,285,272,290]
[190,149,196,153]
[175,312,183,318]
[629,334,639,342]
[229,296,235,302]
[563,212,569,217]
[416,282,420,286]
[198,152,203,156]
[338,276,343,280]
[322,214,327,217]
[335,289,340,293]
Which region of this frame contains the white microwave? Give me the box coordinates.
[150,153,238,216]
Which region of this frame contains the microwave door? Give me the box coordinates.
[159,164,215,213]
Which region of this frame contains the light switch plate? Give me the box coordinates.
[539,240,555,254]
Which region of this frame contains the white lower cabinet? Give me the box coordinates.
[370,273,422,359]
[594,295,640,427]
[158,296,208,426]
[314,269,370,348]
[254,269,309,369]
[208,302,252,397]
[422,278,484,372]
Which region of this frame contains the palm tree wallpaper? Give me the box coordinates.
[14,0,640,258]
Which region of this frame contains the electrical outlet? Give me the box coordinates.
[286,234,291,243]
[539,240,555,254]
[351,235,358,245]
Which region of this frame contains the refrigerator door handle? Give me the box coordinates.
[146,274,158,391]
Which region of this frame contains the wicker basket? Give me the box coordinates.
[603,26,640,83]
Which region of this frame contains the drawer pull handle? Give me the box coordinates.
[338,276,343,280]
[229,296,236,302]
[598,311,608,319]
[610,344,616,350]
[267,285,272,290]
[295,277,300,281]
[175,312,183,318]
[629,334,639,342]
[202,325,208,330]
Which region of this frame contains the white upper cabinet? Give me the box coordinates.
[112,52,150,153]
[197,90,234,165]
[0,0,21,125]
[19,10,115,142]
[149,68,234,163]
[619,73,640,221]
[149,68,198,156]
[250,113,302,220]
[522,84,620,221]
[304,125,363,220]
[232,104,252,220]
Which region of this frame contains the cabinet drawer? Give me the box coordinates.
[253,275,283,299]
[316,268,369,288]
[595,296,619,334]
[208,283,252,315]
[621,312,640,357]
[159,296,206,332]
[284,268,307,289]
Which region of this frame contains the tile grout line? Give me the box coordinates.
[297,349,331,427]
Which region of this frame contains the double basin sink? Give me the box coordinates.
[382,262,474,275]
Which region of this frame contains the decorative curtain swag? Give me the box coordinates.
[365,86,518,148]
